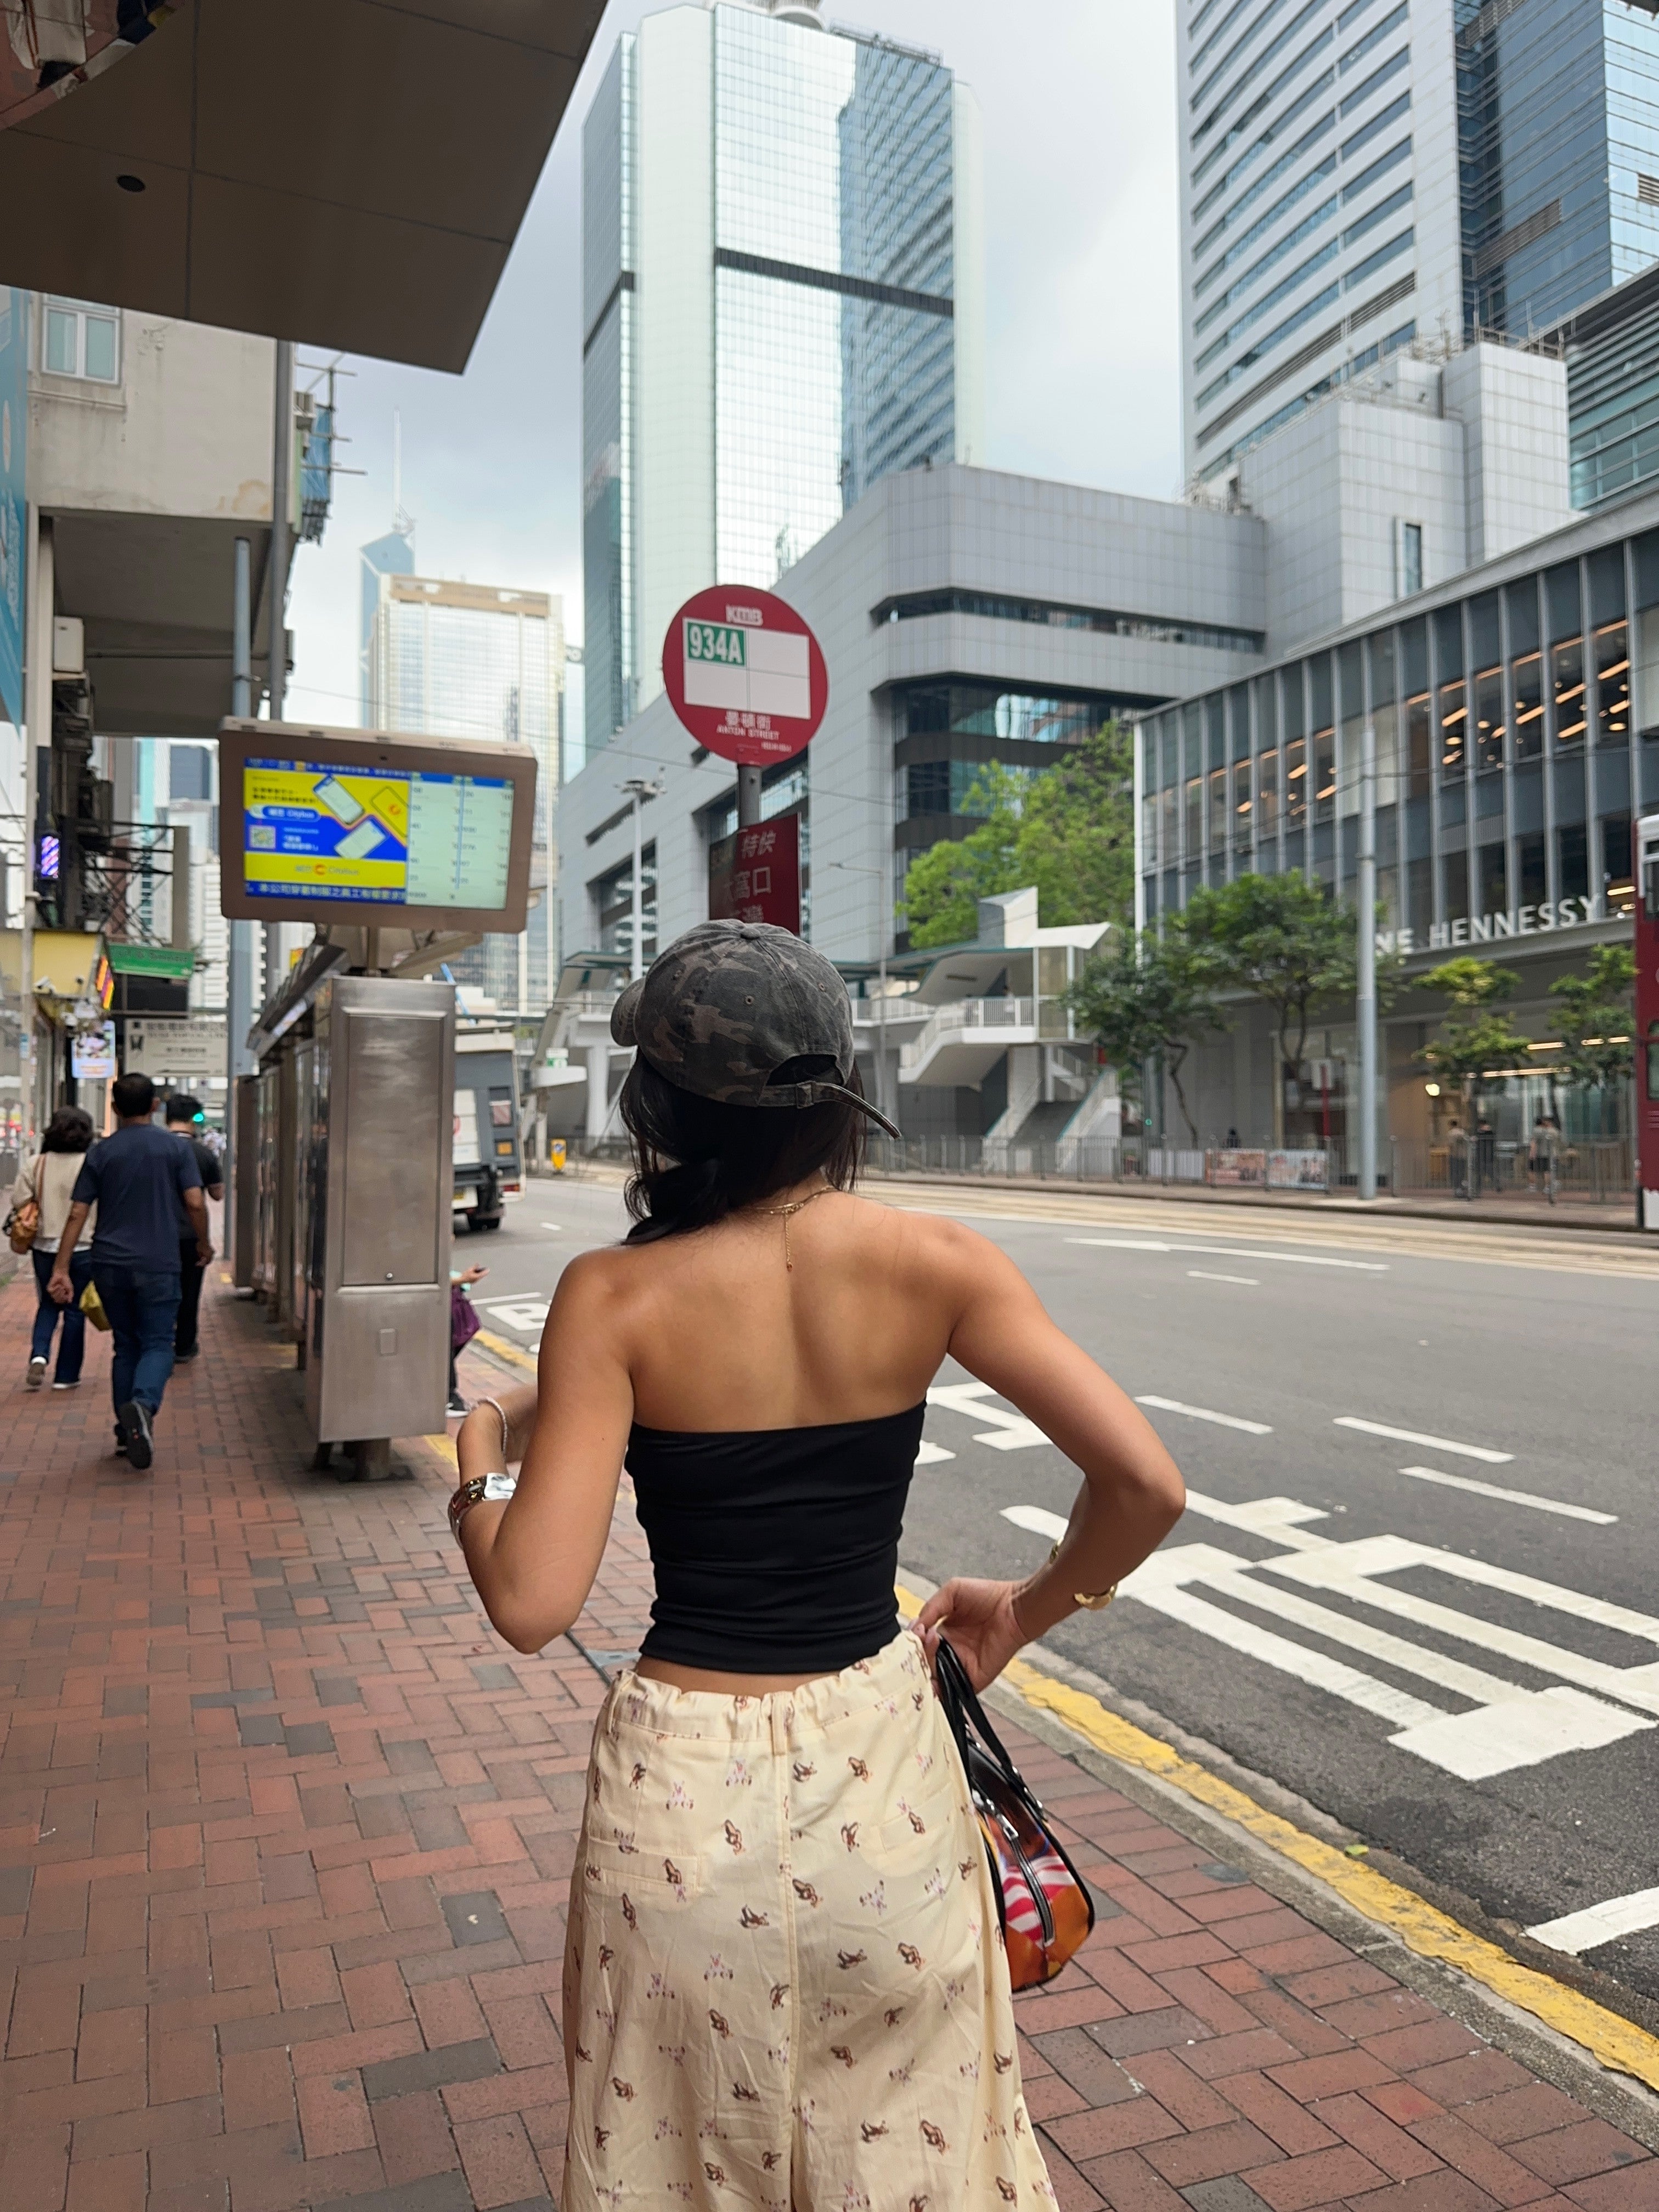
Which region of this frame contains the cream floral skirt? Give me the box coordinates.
[561,1628,1058,2210]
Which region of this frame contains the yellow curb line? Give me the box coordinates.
[894,1583,1659,2094]
[473,1327,539,1375]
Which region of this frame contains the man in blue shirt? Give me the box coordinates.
[49,1071,211,1471]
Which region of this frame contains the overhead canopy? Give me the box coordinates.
[0,0,606,372]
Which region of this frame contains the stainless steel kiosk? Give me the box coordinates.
[303,974,454,1473]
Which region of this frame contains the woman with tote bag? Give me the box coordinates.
[9,1105,98,1389]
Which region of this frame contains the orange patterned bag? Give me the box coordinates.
[935,1637,1096,1990]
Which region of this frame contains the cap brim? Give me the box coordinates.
[810,1081,901,1142]
[611,978,645,1046]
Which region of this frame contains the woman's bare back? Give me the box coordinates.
[583,1183,968,1432]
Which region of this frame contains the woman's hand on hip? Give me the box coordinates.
[914,1576,1031,1693]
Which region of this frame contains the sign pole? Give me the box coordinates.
[737,765,762,831]
[1357,716,1378,1202]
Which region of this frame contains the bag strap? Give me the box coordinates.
[935,1637,1023,1790]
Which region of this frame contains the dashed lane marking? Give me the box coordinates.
[1188,1269,1259,1285]
[1069,1235,1388,1272]
[1136,1393,1273,1435]
[1398,1464,1617,1526]
[1336,1415,1513,1464]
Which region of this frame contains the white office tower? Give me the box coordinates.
[1178,0,1460,487]
[580,0,986,766]
[364,575,563,1015]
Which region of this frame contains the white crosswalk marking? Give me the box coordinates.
[926,1382,1047,1451]
[995,1496,1659,1779]
[1527,1887,1659,1955]
[915,1440,955,1465]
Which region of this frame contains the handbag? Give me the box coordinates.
[79,1280,110,1333]
[6,1158,43,1255]
[934,1637,1096,1991]
[450,1280,481,1353]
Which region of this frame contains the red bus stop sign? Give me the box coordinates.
[662,585,827,766]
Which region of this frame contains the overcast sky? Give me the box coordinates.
[285,0,1181,731]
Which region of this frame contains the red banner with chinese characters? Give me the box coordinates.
[708,814,802,935]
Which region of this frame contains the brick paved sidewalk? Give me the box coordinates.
[1,1266,1654,2212]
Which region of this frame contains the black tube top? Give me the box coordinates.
[625,1402,927,1673]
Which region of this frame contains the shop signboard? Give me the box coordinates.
[662,586,827,766]
[708,815,802,935]
[123,1018,228,1077]
[71,1023,117,1081]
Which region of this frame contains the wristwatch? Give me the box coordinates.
[449,1471,517,1545]
[1047,1539,1118,1612]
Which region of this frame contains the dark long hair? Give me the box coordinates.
[620,1054,866,1243]
[41,1107,94,1155]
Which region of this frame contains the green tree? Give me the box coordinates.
[901,723,1135,949]
[1417,957,1532,1122]
[900,763,1025,950]
[1066,928,1222,1147]
[1549,944,1635,1133]
[1175,873,1361,1144]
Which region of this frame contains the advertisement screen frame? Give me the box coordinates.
[216,719,537,933]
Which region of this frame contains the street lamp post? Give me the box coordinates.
[1357,717,1378,1201]
[620,777,662,983]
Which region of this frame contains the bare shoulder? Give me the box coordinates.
[549,1243,635,1312]
[845,1193,1026,1287]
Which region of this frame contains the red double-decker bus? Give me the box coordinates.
[1639,813,1659,1230]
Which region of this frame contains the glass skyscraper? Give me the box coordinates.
[1458,0,1659,340]
[580,0,984,767]
[1177,0,1659,487]
[364,574,562,1015]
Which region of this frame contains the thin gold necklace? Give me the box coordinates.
[755,1181,831,1271]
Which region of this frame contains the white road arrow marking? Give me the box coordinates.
[1002,1506,1067,1541]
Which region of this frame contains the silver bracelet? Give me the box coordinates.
[476,1395,513,1461]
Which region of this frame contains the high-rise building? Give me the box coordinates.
[365,574,562,1015]
[359,524,415,720]
[581,0,985,764]
[1178,0,1659,490]
[1179,0,1456,486]
[1459,0,1659,343]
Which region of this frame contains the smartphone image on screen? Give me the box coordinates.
[335,818,385,862]
[313,776,365,826]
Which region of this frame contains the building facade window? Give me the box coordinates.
[1552,637,1587,746]
[1594,619,1629,744]
[1397,519,1423,596]
[42,297,119,383]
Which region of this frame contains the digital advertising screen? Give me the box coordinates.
[217,722,535,932]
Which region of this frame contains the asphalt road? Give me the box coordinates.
[457,1177,1659,2008]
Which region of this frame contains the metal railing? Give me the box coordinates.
[899,996,1036,1076]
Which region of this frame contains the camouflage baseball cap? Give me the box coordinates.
[611,919,899,1137]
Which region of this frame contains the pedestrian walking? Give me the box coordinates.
[448,1261,487,1414]
[48,1071,211,1470]
[10,1105,98,1391]
[449,921,1186,2212]
[163,1094,224,1361]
